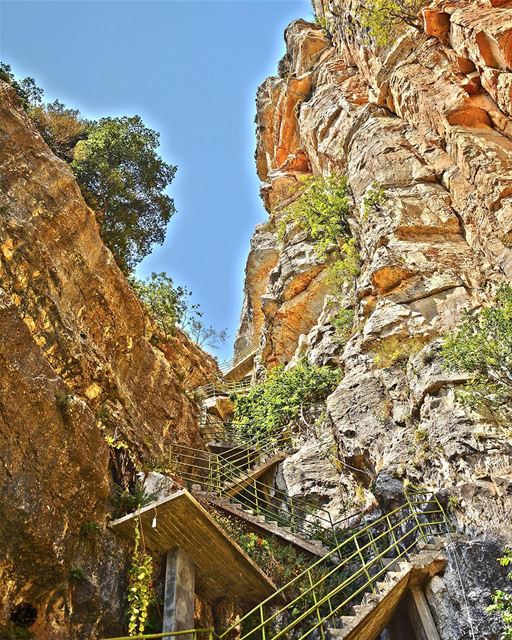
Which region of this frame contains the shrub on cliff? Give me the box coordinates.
[487,548,512,639]
[280,173,351,259]
[442,284,512,425]
[131,272,192,338]
[0,62,43,109]
[132,271,227,349]
[233,359,340,436]
[359,0,429,46]
[72,116,177,272]
[29,100,90,161]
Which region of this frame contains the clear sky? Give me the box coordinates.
[0,0,311,360]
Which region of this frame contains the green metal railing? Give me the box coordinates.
[218,340,258,374]
[102,628,214,640]
[102,491,448,640]
[167,442,340,548]
[217,490,449,640]
[195,376,252,401]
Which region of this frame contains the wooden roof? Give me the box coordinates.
[110,489,278,604]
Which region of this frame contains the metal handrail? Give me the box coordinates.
[167,442,340,547]
[169,440,331,516]
[218,340,259,374]
[102,629,215,640]
[195,377,252,400]
[218,493,449,640]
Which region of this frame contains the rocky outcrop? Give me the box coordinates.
[0,81,217,638]
[238,2,512,637]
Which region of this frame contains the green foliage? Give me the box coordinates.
[326,238,360,295]
[127,520,154,637]
[488,548,512,639]
[132,271,227,349]
[447,494,460,512]
[362,181,385,220]
[359,0,429,47]
[80,521,102,538]
[29,100,90,161]
[233,359,340,436]
[372,335,428,369]
[280,174,351,259]
[442,284,512,424]
[0,62,43,109]
[112,481,157,517]
[132,272,192,338]
[68,567,86,583]
[212,511,316,590]
[332,308,355,344]
[71,116,177,272]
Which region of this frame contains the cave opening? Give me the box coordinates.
[10,603,37,628]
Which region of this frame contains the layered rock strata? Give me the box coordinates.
[235,3,512,637]
[0,81,217,638]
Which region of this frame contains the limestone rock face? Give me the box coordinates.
[0,81,217,637]
[237,4,512,637]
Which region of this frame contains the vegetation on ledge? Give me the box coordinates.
[233,359,340,437]
[442,283,512,426]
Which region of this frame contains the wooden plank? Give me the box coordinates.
[110,489,280,604]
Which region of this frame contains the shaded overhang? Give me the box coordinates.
[110,488,279,605]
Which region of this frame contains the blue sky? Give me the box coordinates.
[0,0,311,360]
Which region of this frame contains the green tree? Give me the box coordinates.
[133,272,227,350]
[442,284,512,424]
[132,272,192,339]
[0,62,43,109]
[280,173,351,259]
[72,116,176,272]
[233,359,340,436]
[359,0,429,47]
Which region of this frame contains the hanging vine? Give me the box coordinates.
[127,519,154,636]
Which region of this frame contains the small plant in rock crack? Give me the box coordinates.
[68,567,87,584]
[487,548,512,639]
[111,481,157,517]
[442,284,512,428]
[80,521,102,539]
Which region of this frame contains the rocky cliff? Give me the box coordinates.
[235,1,512,637]
[0,81,218,638]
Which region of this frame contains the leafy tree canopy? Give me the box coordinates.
[280,173,351,259]
[72,116,177,272]
[359,0,429,47]
[442,284,512,425]
[0,62,43,109]
[132,272,227,350]
[131,272,192,339]
[233,359,340,436]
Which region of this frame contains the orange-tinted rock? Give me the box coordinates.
[423,8,451,40]
[0,80,217,636]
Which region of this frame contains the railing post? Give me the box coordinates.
[307,569,326,640]
[385,514,401,559]
[367,526,385,571]
[328,511,339,549]
[354,535,376,594]
[254,479,260,515]
[259,605,267,640]
[405,492,428,543]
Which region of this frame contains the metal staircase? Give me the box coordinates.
[215,488,449,640]
[167,437,341,550]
